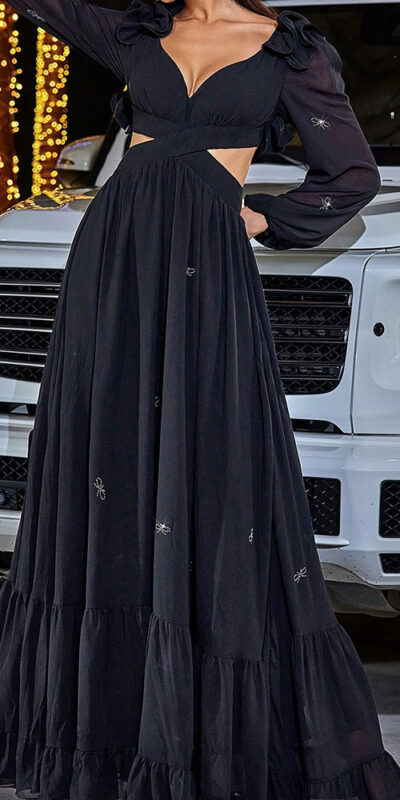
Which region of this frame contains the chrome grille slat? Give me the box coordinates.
[0,281,62,289]
[0,358,46,367]
[261,274,352,395]
[0,326,53,333]
[268,297,351,306]
[0,348,49,357]
[265,287,351,296]
[0,267,63,382]
[0,315,54,327]
[0,291,60,298]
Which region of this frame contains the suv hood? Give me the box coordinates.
[0,189,99,246]
[0,177,398,251]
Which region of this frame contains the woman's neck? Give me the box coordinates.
[174,0,245,23]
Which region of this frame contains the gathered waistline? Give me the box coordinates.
[111,107,265,211]
[116,138,245,212]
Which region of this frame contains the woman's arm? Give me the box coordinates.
[244,36,381,250]
[9,0,128,80]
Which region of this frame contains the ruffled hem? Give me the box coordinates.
[123,754,196,799]
[0,733,136,800]
[1,580,400,799]
[267,751,400,799]
[289,624,400,798]
[3,748,399,800]
[305,750,400,799]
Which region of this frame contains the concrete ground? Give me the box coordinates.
[0,613,399,798]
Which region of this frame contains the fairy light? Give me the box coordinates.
[0,3,21,212]
[32,27,69,194]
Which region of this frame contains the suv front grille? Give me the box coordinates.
[0,455,28,511]
[261,274,352,395]
[379,481,400,538]
[304,476,341,536]
[0,267,63,383]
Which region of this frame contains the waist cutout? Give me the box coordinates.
[115,109,263,210]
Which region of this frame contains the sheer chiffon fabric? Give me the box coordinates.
[0,0,399,798]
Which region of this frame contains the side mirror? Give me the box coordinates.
[57,135,105,188]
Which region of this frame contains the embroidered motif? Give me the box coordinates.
[319,196,335,211]
[311,115,330,129]
[294,566,307,583]
[249,528,254,543]
[27,7,45,19]
[93,476,106,500]
[155,520,172,535]
[154,395,161,407]
[186,267,196,276]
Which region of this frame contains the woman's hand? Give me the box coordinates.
[240,206,268,239]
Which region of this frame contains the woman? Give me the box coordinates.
[0,0,399,797]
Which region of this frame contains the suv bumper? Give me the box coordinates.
[296,431,400,610]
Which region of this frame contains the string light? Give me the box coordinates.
[32,27,69,194]
[0,3,21,212]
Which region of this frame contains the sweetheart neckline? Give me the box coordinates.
[158,34,270,101]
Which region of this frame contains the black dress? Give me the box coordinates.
[0,2,399,799]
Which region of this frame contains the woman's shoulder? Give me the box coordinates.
[261,9,329,71]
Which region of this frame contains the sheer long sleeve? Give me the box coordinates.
[244,34,381,250]
[9,0,128,80]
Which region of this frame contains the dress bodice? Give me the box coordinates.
[110,1,320,156]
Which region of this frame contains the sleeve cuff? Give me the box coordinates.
[252,228,278,249]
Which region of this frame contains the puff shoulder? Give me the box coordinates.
[262,9,325,71]
[115,0,184,45]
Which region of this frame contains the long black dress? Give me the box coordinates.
[0,2,399,799]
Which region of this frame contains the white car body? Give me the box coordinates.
[0,0,399,615]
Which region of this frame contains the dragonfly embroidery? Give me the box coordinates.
[27,7,45,19]
[93,476,106,500]
[320,196,335,211]
[311,115,330,129]
[294,566,307,583]
[155,520,172,535]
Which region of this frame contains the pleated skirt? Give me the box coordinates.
[1,141,400,800]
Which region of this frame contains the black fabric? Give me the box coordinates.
[243,35,381,249]
[1,1,399,799]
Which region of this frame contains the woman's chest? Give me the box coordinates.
[126,37,285,128]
